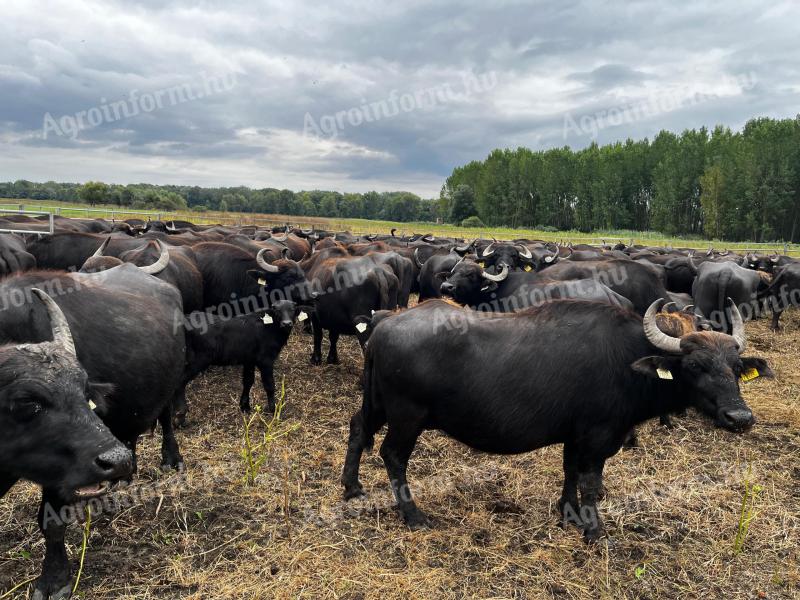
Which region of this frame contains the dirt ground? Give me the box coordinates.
[1,304,798,599]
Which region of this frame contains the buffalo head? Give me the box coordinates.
[0,289,132,503]
[632,298,772,432]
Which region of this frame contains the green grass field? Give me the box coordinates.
[1,198,797,255]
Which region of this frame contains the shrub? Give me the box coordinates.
[461,215,485,228]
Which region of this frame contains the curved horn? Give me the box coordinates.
[423,235,435,243]
[271,233,288,242]
[544,245,559,264]
[390,228,397,237]
[166,221,177,232]
[771,254,781,263]
[93,236,111,258]
[516,244,533,259]
[413,247,425,268]
[454,239,475,253]
[481,242,495,257]
[30,288,77,359]
[450,255,466,273]
[281,247,291,259]
[256,248,280,273]
[727,298,746,354]
[643,299,682,354]
[740,255,749,267]
[481,263,509,282]
[139,241,170,275]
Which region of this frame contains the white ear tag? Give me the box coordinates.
[297,311,308,322]
[262,314,273,324]
[258,278,266,286]
[88,400,97,411]
[656,368,673,380]
[355,322,368,333]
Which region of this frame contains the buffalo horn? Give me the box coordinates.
[31,288,77,359]
[139,241,170,275]
[643,299,682,354]
[256,248,280,273]
[481,263,509,282]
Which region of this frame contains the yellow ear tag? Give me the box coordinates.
[477,262,485,268]
[258,278,266,286]
[656,368,673,380]
[524,265,533,272]
[355,322,368,333]
[740,368,759,382]
[297,311,308,322]
[262,314,273,325]
[88,400,97,411]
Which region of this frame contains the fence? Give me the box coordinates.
[0,208,55,235]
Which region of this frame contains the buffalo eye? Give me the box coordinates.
[10,396,44,420]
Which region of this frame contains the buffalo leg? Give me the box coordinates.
[577,461,606,543]
[659,413,674,428]
[239,364,255,413]
[257,363,277,413]
[380,424,428,529]
[124,438,138,478]
[326,331,340,364]
[771,307,783,331]
[310,314,323,365]
[342,409,374,499]
[172,388,188,428]
[32,490,72,600]
[558,444,580,528]
[159,408,184,471]
[622,428,638,449]
[0,472,17,497]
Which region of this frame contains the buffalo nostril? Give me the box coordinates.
[722,408,754,428]
[95,446,133,478]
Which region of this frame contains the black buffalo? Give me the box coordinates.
[342,298,770,541]
[0,290,133,599]
[180,300,311,414]
[440,260,633,312]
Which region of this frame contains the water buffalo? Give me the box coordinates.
[180,299,312,414]
[0,290,133,600]
[342,298,770,542]
[440,260,633,312]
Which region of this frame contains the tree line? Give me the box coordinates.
[441,116,800,241]
[0,180,436,223]
[3,116,798,240]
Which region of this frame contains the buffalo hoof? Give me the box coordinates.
[582,525,606,545]
[239,400,252,414]
[161,460,185,473]
[402,509,432,530]
[172,412,188,429]
[32,581,73,600]
[310,355,322,366]
[343,484,365,500]
[326,356,340,365]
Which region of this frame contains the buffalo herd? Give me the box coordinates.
[0,212,789,598]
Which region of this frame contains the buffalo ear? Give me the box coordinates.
[86,381,115,418]
[433,271,450,282]
[631,356,682,380]
[247,269,269,284]
[741,357,775,379]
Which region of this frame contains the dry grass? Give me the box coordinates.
[1,304,799,599]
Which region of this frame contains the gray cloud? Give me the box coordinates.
[0,0,798,197]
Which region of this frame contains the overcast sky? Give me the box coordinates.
[1,0,798,197]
